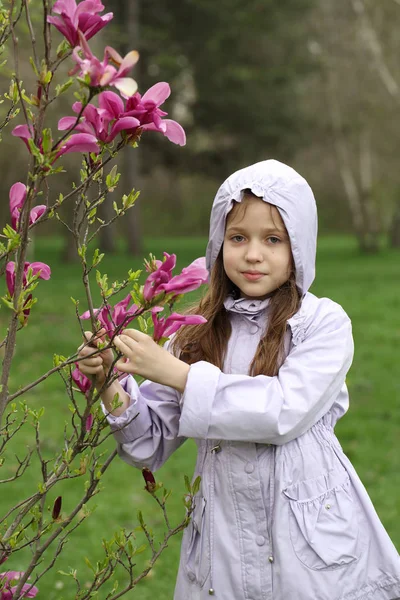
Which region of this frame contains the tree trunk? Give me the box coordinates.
[389,198,400,247]
[122,0,143,257]
[62,231,78,263]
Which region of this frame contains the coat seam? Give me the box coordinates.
[227,442,249,600]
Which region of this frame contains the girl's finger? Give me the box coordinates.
[115,359,131,373]
[81,357,103,367]
[78,347,100,360]
[114,335,135,354]
[83,329,106,347]
[78,365,102,376]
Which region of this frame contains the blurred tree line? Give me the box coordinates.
[1,0,400,256]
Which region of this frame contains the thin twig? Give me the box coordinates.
[23,0,39,73]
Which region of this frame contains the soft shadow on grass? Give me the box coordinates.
[1,235,399,598]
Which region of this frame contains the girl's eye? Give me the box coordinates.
[231,235,245,243]
[268,236,281,244]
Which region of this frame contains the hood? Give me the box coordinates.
[205,159,318,295]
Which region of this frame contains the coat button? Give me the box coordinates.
[245,463,254,474]
[268,556,274,563]
[256,535,265,546]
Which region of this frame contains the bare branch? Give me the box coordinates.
[23,0,39,73]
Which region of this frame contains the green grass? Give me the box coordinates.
[1,235,399,598]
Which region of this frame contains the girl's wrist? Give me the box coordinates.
[99,380,131,416]
[162,358,190,393]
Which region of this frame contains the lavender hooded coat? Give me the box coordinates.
[107,160,400,600]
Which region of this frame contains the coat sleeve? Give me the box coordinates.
[178,304,354,445]
[105,368,186,472]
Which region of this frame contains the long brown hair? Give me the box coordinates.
[171,196,302,376]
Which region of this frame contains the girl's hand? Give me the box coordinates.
[114,329,190,393]
[77,328,114,387]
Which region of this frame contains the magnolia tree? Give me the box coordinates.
[0,1,208,598]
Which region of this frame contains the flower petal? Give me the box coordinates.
[72,366,92,395]
[55,133,100,158]
[29,262,51,280]
[9,182,27,216]
[162,119,186,146]
[11,124,33,141]
[29,205,47,225]
[98,91,124,119]
[113,77,138,98]
[141,82,171,106]
[104,45,123,66]
[58,116,79,131]
[47,15,77,46]
[5,262,15,296]
[118,50,139,77]
[83,12,113,40]
[110,116,140,139]
[51,0,77,20]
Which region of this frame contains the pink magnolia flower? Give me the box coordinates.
[12,124,99,160]
[85,413,94,431]
[143,252,177,301]
[158,257,209,297]
[54,132,100,159]
[6,261,50,323]
[143,255,208,302]
[72,366,92,396]
[80,294,139,336]
[0,571,38,599]
[70,31,138,97]
[58,92,140,144]
[47,0,113,48]
[151,307,207,343]
[6,261,51,298]
[11,124,35,152]
[125,82,186,146]
[59,84,186,146]
[9,183,46,230]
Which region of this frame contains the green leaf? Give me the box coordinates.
[41,128,52,154]
[29,57,39,77]
[43,70,53,84]
[128,269,142,282]
[28,138,44,164]
[184,475,191,493]
[55,78,74,96]
[56,39,71,59]
[137,315,147,333]
[1,296,14,310]
[84,557,95,573]
[192,476,201,496]
[92,249,104,267]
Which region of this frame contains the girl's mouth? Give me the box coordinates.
[242,272,264,281]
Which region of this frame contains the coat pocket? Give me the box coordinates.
[185,496,211,586]
[282,466,359,570]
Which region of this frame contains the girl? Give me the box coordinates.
[78,160,400,600]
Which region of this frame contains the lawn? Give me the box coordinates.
[1,235,399,599]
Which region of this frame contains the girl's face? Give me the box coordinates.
[223,197,292,300]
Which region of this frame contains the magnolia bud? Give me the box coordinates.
[142,467,156,493]
[52,496,62,520]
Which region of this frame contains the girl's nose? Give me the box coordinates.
[245,243,263,262]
